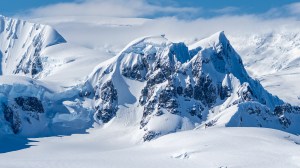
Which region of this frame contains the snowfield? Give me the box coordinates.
[0,127,300,168]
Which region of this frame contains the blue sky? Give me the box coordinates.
[149,0,299,14]
[0,0,72,16]
[1,0,300,18]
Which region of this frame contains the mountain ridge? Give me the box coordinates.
[85,31,299,141]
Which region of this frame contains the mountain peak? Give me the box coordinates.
[215,30,227,43]
[189,31,228,50]
[84,31,292,141]
[207,30,228,44]
[0,15,66,77]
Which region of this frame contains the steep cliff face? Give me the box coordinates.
[0,15,66,78]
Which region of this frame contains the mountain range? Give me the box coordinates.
[1,16,300,142]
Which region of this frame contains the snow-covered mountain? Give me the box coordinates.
[83,31,300,141]
[0,15,66,78]
[1,15,300,143]
[1,15,300,167]
[29,15,300,106]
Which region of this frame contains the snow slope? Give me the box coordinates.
[0,127,299,168]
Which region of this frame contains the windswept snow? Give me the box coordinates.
[0,127,300,168]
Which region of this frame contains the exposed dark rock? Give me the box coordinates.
[184,84,193,98]
[219,85,231,100]
[143,131,160,141]
[96,108,117,123]
[140,99,157,128]
[121,62,147,81]
[155,110,164,116]
[247,106,262,115]
[14,97,44,113]
[176,86,183,95]
[147,70,167,86]
[139,87,149,105]
[273,103,300,128]
[189,104,203,119]
[274,103,293,116]
[2,103,21,134]
[31,56,43,76]
[279,116,291,128]
[193,75,217,107]
[95,80,118,123]
[240,85,255,101]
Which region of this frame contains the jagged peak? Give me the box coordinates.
[189,31,229,50]
[187,31,249,82]
[205,31,228,43]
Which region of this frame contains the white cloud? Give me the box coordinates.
[27,0,199,18]
[262,2,300,18]
[286,2,300,15]
[24,0,300,55]
[211,6,239,14]
[28,14,300,54]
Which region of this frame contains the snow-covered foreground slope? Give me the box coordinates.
[0,127,299,168]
